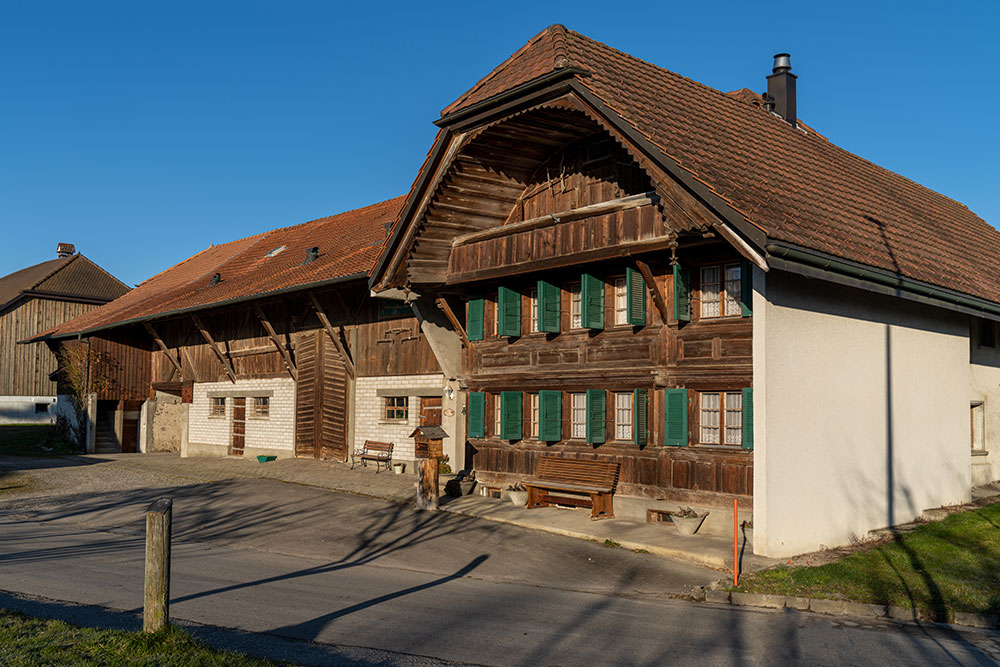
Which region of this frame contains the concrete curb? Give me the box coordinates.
[701,588,1000,631]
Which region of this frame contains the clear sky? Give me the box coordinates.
[2,1,997,286]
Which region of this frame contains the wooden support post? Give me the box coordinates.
[143,497,172,633]
[144,322,183,379]
[308,291,356,379]
[252,303,297,381]
[635,260,670,325]
[416,458,439,511]
[434,297,468,347]
[191,314,236,383]
[180,346,200,383]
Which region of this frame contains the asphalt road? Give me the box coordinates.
[1,463,998,665]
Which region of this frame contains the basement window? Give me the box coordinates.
[253,397,269,418]
[34,403,49,414]
[210,397,226,417]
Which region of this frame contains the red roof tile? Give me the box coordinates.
[441,25,1000,305]
[42,197,405,338]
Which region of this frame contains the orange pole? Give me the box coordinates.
[733,498,739,587]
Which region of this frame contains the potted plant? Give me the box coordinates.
[506,483,529,507]
[458,471,476,495]
[670,506,709,535]
[392,462,406,474]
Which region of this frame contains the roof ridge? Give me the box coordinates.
[29,254,77,290]
[69,254,130,292]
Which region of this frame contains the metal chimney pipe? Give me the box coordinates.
[766,53,797,126]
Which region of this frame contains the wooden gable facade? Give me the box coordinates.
[375,93,759,508]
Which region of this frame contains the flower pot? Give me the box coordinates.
[459,480,476,495]
[671,513,708,536]
[507,489,529,506]
[392,463,405,475]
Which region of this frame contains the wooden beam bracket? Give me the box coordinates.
[144,322,183,381]
[308,291,356,379]
[252,304,297,381]
[435,297,469,347]
[191,313,237,383]
[635,260,670,325]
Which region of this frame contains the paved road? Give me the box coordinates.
[1,460,998,665]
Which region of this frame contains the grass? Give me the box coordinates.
[0,610,281,666]
[733,502,1000,621]
[603,538,622,548]
[0,425,77,457]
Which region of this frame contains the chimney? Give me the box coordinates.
[56,242,75,259]
[765,53,797,126]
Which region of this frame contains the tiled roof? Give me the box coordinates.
[41,197,405,338]
[0,254,128,310]
[441,25,1000,305]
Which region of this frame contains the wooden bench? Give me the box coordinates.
[524,456,620,520]
[350,440,394,473]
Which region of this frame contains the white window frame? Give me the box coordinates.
[528,288,538,333]
[614,277,628,325]
[699,391,742,445]
[530,393,539,438]
[569,282,582,329]
[493,394,502,437]
[614,392,633,441]
[700,263,742,319]
[571,393,587,439]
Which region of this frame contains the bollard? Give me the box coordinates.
[416,458,439,511]
[143,498,172,632]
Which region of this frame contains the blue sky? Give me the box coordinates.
[2,1,997,286]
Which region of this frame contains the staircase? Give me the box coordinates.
[94,414,117,453]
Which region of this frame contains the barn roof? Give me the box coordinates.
[36,197,405,340]
[385,24,999,308]
[0,254,128,311]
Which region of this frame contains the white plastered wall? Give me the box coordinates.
[754,269,971,558]
[186,378,296,457]
[0,395,58,424]
[969,323,1000,485]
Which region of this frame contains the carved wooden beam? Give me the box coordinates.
[435,297,468,347]
[452,192,658,248]
[144,322,183,380]
[308,291,356,379]
[252,304,297,381]
[180,346,200,383]
[635,260,670,325]
[191,313,236,383]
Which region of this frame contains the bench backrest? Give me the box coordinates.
[534,456,619,489]
[363,440,394,454]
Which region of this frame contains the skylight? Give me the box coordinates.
[265,245,287,258]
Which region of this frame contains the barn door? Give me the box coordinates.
[295,329,349,461]
[231,397,246,456]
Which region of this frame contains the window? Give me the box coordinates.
[700,391,742,445]
[253,397,269,418]
[493,394,502,436]
[614,277,628,325]
[980,319,996,348]
[384,396,408,421]
[210,397,226,417]
[972,402,985,451]
[569,282,582,329]
[34,403,49,414]
[614,392,633,441]
[528,288,538,333]
[529,394,539,437]
[700,264,742,318]
[571,393,587,439]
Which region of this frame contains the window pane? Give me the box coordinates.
[700,392,720,444]
[701,267,721,318]
[570,283,582,329]
[724,392,742,444]
[254,397,269,417]
[494,394,502,435]
[614,278,628,325]
[615,392,633,441]
[724,264,742,316]
[531,393,539,437]
[571,393,586,439]
[529,289,538,333]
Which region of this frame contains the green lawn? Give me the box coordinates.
[0,610,281,666]
[0,425,76,456]
[733,502,1000,621]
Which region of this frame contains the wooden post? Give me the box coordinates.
[416,458,439,511]
[733,498,739,587]
[143,497,172,632]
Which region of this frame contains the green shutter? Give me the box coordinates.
[581,273,605,330]
[664,388,689,446]
[673,263,691,322]
[467,392,486,438]
[586,389,606,444]
[740,259,752,317]
[500,391,522,441]
[467,298,484,341]
[742,387,754,450]
[537,280,561,333]
[626,267,646,326]
[497,286,521,337]
[539,390,562,442]
[633,388,648,446]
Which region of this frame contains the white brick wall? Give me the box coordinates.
[354,374,446,461]
[188,378,296,452]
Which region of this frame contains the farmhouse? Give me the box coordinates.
[0,243,128,424]
[371,25,1000,557]
[32,200,458,464]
